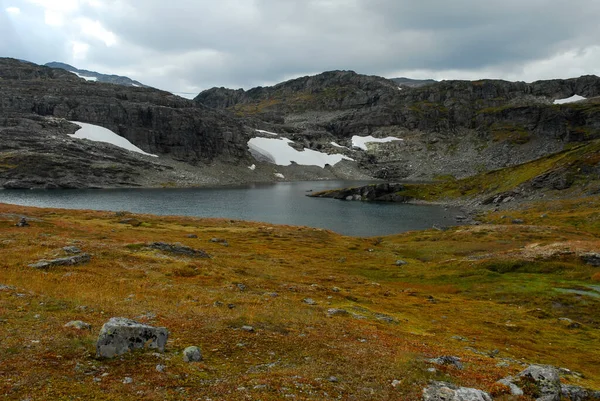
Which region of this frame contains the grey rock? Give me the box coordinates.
[186,234,198,238]
[236,283,247,291]
[303,298,317,305]
[63,246,82,254]
[395,260,408,266]
[96,317,168,358]
[518,364,561,401]
[328,376,339,383]
[64,320,91,330]
[182,346,202,362]
[122,377,133,384]
[580,252,600,266]
[422,381,492,401]
[512,219,525,224]
[558,317,582,329]
[148,242,210,258]
[241,325,255,332]
[16,217,29,227]
[326,308,349,317]
[561,384,600,401]
[29,253,91,269]
[428,355,464,370]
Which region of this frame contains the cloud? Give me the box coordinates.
[2,0,600,95]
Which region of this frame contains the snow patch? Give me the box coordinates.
[554,95,587,104]
[330,141,349,149]
[255,129,278,136]
[248,137,353,168]
[73,72,97,82]
[69,121,158,157]
[351,135,403,150]
[248,164,256,171]
[274,173,285,179]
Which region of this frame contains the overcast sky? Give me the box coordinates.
[2,0,600,96]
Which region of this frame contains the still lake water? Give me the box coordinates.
[0,181,460,237]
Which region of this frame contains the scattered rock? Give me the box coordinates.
[428,355,464,370]
[331,287,341,293]
[236,283,247,291]
[326,308,349,317]
[29,253,91,269]
[62,246,82,254]
[182,346,202,362]
[210,238,229,246]
[558,317,582,329]
[64,320,91,330]
[580,252,600,266]
[16,217,29,227]
[241,325,255,333]
[119,218,142,227]
[395,260,408,266]
[186,234,198,238]
[512,219,525,224]
[122,377,133,384]
[227,303,236,309]
[375,313,399,324]
[303,298,317,305]
[391,379,401,388]
[328,376,339,383]
[156,364,166,372]
[422,381,492,401]
[518,364,561,401]
[96,317,168,358]
[148,242,210,258]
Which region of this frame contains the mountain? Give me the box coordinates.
[390,77,438,87]
[45,61,149,88]
[196,71,600,181]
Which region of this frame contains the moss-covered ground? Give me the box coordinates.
[0,198,599,400]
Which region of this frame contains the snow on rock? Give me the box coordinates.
[255,129,278,136]
[73,72,98,82]
[274,173,285,179]
[330,142,349,149]
[248,137,353,168]
[248,164,256,171]
[69,121,158,157]
[351,135,403,150]
[554,95,587,104]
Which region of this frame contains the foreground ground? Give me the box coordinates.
[0,199,599,400]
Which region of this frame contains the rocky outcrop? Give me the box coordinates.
[422,381,492,401]
[96,317,168,358]
[29,253,91,269]
[309,183,410,202]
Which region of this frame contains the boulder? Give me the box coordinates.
[182,346,202,362]
[518,365,561,401]
[422,381,492,401]
[96,317,168,358]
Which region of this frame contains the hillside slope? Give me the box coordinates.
[45,61,149,88]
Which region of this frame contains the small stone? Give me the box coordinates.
[186,234,198,238]
[395,260,407,266]
[303,298,317,305]
[326,308,349,317]
[512,219,524,224]
[156,364,166,372]
[64,320,91,330]
[63,246,82,254]
[331,287,341,293]
[16,217,29,227]
[391,379,401,388]
[227,303,236,309]
[236,283,247,291]
[427,367,437,373]
[328,376,339,383]
[182,346,202,362]
[213,301,224,307]
[241,325,255,332]
[122,377,133,384]
[428,355,464,370]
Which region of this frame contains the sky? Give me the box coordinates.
[2,0,600,96]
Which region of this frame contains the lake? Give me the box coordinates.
[0,181,461,237]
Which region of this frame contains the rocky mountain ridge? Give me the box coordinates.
[45,61,148,87]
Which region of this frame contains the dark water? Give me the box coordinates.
[0,181,461,237]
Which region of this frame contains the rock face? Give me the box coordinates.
[422,382,492,401]
[1,58,250,165]
[197,69,600,181]
[96,317,168,358]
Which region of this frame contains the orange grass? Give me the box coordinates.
[0,202,599,400]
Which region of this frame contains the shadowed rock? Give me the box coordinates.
[96,317,168,358]
[29,253,91,269]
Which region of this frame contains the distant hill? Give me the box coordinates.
[390,77,437,87]
[45,61,148,88]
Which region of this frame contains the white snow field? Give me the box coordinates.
[73,72,97,82]
[69,121,158,157]
[554,95,587,104]
[248,137,353,168]
[351,135,403,150]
